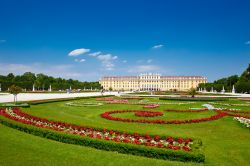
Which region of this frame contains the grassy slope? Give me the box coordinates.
[1,98,250,165]
[0,124,198,166]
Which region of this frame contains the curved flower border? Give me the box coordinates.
[0,108,193,152]
[101,109,250,124]
[135,111,163,117]
[100,110,227,124]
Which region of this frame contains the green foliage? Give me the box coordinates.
[198,63,250,93]
[0,116,205,163]
[188,88,197,98]
[9,84,22,95]
[9,85,22,102]
[0,72,101,91]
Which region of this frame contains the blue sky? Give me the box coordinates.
[0,0,249,81]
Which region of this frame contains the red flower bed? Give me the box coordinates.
[165,109,208,112]
[135,111,163,117]
[96,97,114,101]
[101,110,227,124]
[143,104,160,109]
[0,108,193,152]
[223,112,250,119]
[217,109,250,115]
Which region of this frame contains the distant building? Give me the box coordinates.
[99,73,207,91]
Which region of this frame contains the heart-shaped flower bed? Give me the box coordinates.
[135,111,163,117]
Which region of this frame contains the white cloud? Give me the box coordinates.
[97,54,117,61]
[96,54,118,70]
[68,48,90,56]
[105,63,115,70]
[89,51,101,57]
[128,65,161,73]
[245,41,250,45]
[152,44,164,49]
[147,59,152,63]
[79,59,86,62]
[75,59,86,62]
[122,60,127,63]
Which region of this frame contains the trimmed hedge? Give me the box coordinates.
[0,103,30,108]
[27,95,113,105]
[159,97,228,102]
[0,115,205,162]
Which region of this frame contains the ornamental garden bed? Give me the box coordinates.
[234,117,250,128]
[143,104,160,109]
[159,97,228,101]
[65,102,103,107]
[100,110,227,124]
[135,111,163,117]
[101,109,250,124]
[0,108,204,162]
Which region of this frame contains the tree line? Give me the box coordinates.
[0,72,101,91]
[198,63,250,93]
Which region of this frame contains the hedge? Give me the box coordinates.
[159,97,228,101]
[0,115,205,163]
[0,103,30,108]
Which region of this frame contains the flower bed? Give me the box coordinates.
[143,104,160,109]
[213,102,250,107]
[215,109,250,115]
[234,117,250,128]
[0,108,191,151]
[121,96,143,100]
[0,108,205,162]
[101,110,227,124]
[135,111,163,117]
[96,97,114,101]
[65,102,103,107]
[165,109,208,113]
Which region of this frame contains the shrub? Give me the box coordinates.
[0,111,205,163]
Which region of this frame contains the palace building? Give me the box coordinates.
[99,73,207,91]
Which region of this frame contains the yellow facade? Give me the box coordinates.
[100,73,207,91]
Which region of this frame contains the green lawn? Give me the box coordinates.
[0,97,250,165]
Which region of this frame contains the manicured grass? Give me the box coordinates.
[1,97,250,165]
[0,124,199,166]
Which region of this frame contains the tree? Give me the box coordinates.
[188,88,197,98]
[9,85,22,103]
[109,87,113,91]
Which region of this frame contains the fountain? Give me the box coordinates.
[32,84,35,92]
[48,85,52,92]
[221,86,225,94]
[232,85,235,94]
